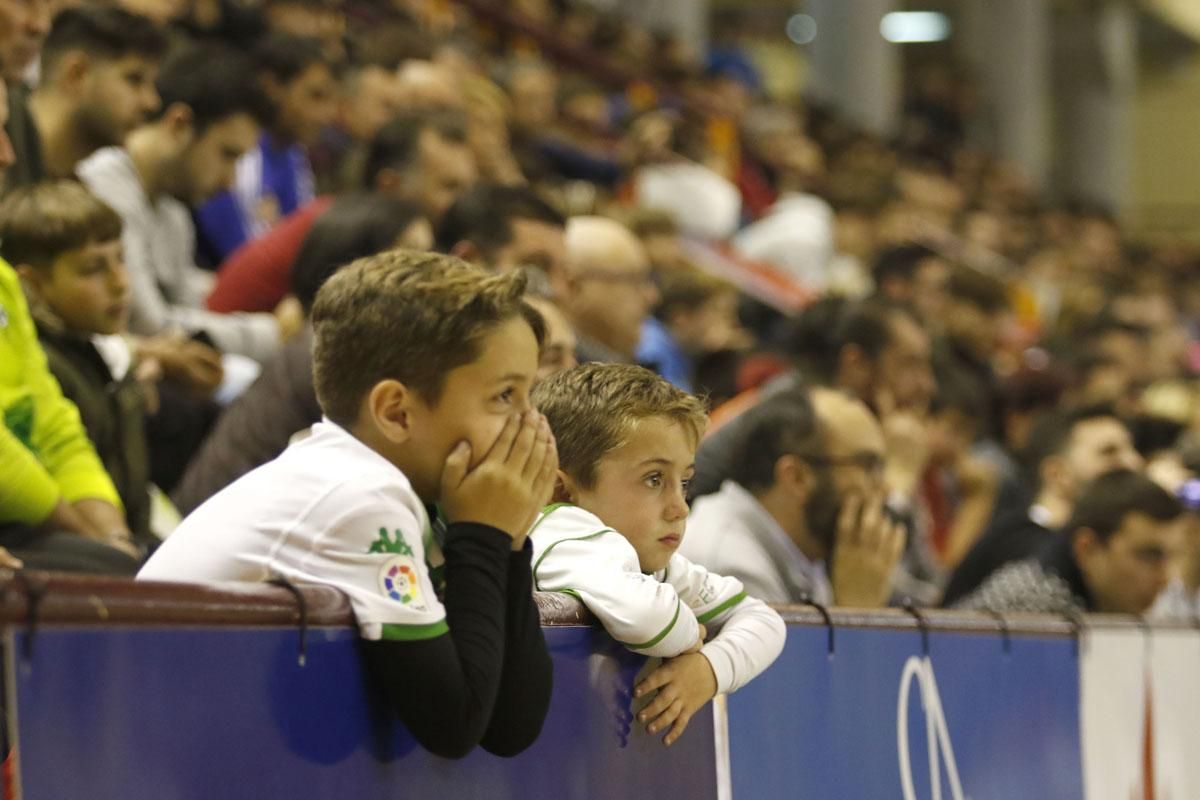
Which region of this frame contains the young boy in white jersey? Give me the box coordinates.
[530,363,786,746]
[139,250,557,759]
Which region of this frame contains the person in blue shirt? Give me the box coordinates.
[637,269,746,392]
[194,33,338,264]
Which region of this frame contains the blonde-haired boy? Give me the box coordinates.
[531,363,785,746]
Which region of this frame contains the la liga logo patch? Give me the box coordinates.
[378,556,426,609]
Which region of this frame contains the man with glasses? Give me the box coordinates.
[681,387,905,607]
[562,215,659,364]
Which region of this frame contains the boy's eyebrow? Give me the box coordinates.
[636,458,697,470]
[494,372,531,384]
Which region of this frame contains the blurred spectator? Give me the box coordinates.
[1151,479,1200,620]
[942,405,1142,605]
[0,0,51,85]
[5,6,166,192]
[311,58,403,193]
[563,215,657,364]
[684,387,903,607]
[733,115,834,288]
[77,43,295,362]
[207,110,474,314]
[436,182,567,290]
[957,469,1183,615]
[636,269,745,392]
[871,243,950,328]
[935,265,1009,434]
[262,0,346,62]
[194,33,338,263]
[922,369,998,569]
[525,294,577,383]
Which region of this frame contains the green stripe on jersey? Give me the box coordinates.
[624,597,682,650]
[527,502,574,540]
[531,529,614,590]
[697,591,747,624]
[380,620,449,641]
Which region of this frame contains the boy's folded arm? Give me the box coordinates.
[478,539,553,758]
[355,520,514,759]
[698,596,786,695]
[666,554,787,694]
[535,533,701,657]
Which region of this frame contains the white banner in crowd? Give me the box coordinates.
[1148,630,1200,799]
[1080,628,1200,800]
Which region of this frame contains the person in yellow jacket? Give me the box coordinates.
[0,257,141,572]
[0,79,138,573]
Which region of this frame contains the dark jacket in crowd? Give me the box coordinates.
[173,325,320,515]
[36,321,152,545]
[953,533,1092,614]
[940,505,1053,607]
[2,81,45,196]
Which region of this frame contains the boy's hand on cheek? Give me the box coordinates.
[439,411,558,548]
[633,651,718,747]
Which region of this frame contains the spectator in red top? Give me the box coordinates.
[207,110,475,313]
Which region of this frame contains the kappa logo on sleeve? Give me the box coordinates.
[369,528,427,610]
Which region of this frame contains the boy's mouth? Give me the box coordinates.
[657,533,682,548]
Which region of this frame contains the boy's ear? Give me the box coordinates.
[14,263,47,295]
[552,469,577,504]
[57,51,92,95]
[1071,527,1102,568]
[373,166,405,195]
[365,379,416,444]
[162,103,196,144]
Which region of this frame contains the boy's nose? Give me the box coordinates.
[664,487,689,522]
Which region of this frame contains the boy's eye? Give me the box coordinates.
[643,472,663,489]
[496,387,515,404]
[681,477,691,493]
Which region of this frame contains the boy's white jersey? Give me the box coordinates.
[530,503,786,694]
[138,420,446,642]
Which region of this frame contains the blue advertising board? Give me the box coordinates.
[725,626,1084,800]
[11,624,718,800]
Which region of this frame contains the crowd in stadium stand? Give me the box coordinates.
[2,0,1199,629]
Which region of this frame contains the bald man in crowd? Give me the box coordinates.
[563,216,659,364]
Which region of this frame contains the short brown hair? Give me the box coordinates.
[0,181,122,270]
[532,363,708,487]
[656,268,735,319]
[311,249,544,424]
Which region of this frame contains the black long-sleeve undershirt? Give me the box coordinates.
[480,536,553,757]
[361,523,552,759]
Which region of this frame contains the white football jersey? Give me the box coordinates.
[530,503,786,694]
[139,421,446,641]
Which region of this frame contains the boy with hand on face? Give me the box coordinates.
[140,251,556,759]
[530,364,786,747]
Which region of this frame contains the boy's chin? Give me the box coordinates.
[638,554,672,574]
